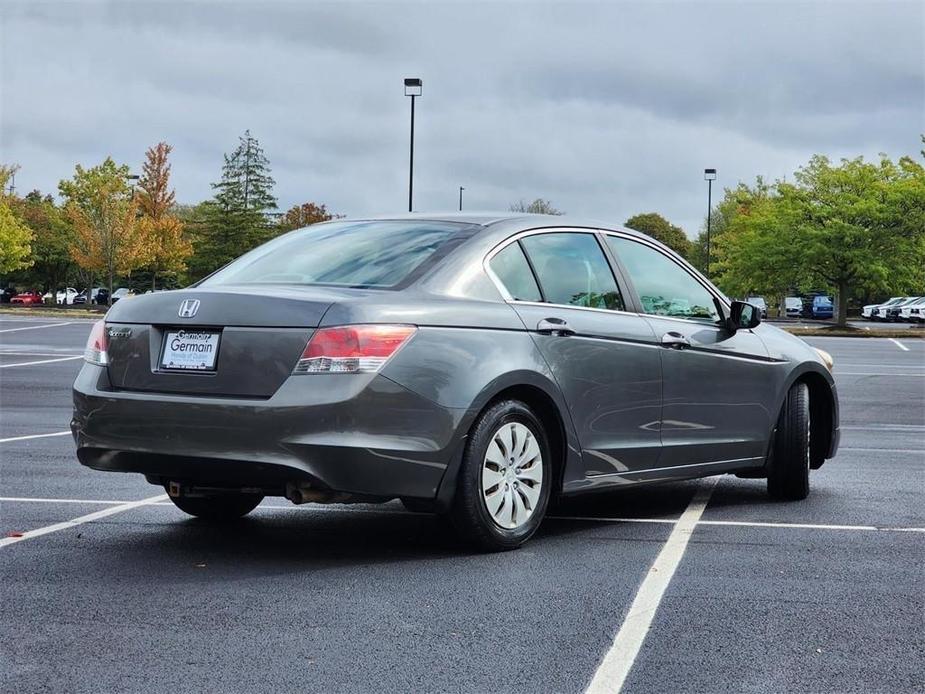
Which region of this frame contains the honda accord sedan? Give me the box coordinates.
[72,214,839,550]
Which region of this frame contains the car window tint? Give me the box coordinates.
[521,233,624,311]
[489,242,542,301]
[200,221,463,289]
[605,236,720,322]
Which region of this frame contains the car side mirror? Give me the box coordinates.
[727,300,761,333]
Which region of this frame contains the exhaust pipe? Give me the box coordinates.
[285,482,353,505]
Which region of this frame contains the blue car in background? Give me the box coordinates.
[812,295,834,319]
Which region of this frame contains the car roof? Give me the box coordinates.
[328,212,652,239]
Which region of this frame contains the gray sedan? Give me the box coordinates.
[72,214,839,551]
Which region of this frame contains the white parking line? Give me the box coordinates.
[834,372,925,377]
[0,322,75,333]
[0,352,83,358]
[0,431,72,443]
[0,355,83,368]
[0,494,168,548]
[585,480,717,694]
[889,338,910,352]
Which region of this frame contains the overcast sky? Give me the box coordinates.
[2,0,922,236]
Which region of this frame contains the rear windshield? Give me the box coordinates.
[199,220,464,289]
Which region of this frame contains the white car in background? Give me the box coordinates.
[782,297,802,318]
[865,297,904,320]
[746,296,768,318]
[898,298,925,322]
[56,287,79,305]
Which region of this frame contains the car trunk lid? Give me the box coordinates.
[103,286,340,398]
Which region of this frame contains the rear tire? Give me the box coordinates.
[767,382,811,501]
[450,400,552,552]
[167,490,263,521]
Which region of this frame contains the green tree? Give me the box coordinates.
[715,155,925,326]
[59,158,147,302]
[11,190,74,292]
[510,198,563,215]
[194,130,278,276]
[0,166,34,275]
[624,212,692,258]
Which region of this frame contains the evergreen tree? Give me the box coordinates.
[196,130,277,275]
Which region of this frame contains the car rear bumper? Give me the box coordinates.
[72,364,467,500]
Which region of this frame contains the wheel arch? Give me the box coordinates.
[777,365,838,469]
[433,371,579,510]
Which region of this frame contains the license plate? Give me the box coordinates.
[161,329,220,371]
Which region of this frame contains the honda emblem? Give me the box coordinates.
[178,299,200,318]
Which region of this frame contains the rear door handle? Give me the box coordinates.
[537,318,576,337]
[661,331,691,349]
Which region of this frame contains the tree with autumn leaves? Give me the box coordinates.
[136,143,192,289]
[58,144,190,301]
[59,158,145,302]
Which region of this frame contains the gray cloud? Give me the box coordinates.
[2,0,922,236]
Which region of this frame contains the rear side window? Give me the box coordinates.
[200,221,464,289]
[520,233,624,311]
[488,243,542,301]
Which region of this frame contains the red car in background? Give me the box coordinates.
[10,291,44,306]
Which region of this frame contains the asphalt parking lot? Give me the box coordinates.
[1,316,923,694]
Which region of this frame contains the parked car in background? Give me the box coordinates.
[746,296,768,318]
[94,288,110,305]
[56,287,79,305]
[868,297,906,321]
[782,297,803,318]
[886,296,923,321]
[862,297,899,319]
[110,288,135,304]
[72,214,840,551]
[898,298,925,323]
[1,287,17,303]
[811,295,834,319]
[10,291,44,305]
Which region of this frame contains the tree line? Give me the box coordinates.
[512,144,925,327]
[2,136,922,325]
[0,130,338,302]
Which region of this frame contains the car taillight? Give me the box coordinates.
[84,320,109,366]
[293,325,417,374]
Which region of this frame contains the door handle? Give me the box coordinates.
[537,318,576,336]
[660,331,691,349]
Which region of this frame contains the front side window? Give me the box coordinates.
[605,236,720,322]
[488,242,542,301]
[521,233,624,311]
[200,220,464,289]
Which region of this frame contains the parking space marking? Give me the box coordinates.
[834,372,925,377]
[839,446,924,454]
[0,322,75,333]
[0,355,83,368]
[0,494,168,548]
[0,431,72,443]
[0,351,83,357]
[889,338,910,352]
[3,496,922,533]
[585,480,717,694]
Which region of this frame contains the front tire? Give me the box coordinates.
[167,490,263,521]
[450,400,552,551]
[767,382,811,501]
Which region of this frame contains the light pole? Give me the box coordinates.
[404,78,422,212]
[704,168,717,278]
[125,173,140,201]
[458,186,464,211]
